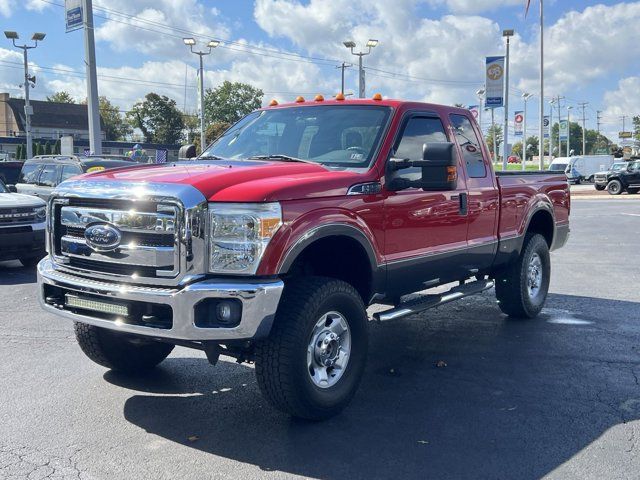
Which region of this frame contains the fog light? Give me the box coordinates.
[194,299,242,328]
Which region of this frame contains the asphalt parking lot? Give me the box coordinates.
[1,198,639,480]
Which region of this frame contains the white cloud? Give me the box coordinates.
[430,0,524,15]
[601,76,640,140]
[25,0,49,11]
[0,0,14,17]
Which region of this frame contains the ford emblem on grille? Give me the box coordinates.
[84,223,122,251]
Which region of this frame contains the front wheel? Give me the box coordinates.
[495,234,551,319]
[74,323,174,373]
[607,179,623,195]
[255,277,368,420]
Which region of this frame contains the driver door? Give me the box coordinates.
[383,113,469,296]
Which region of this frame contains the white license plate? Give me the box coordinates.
[65,294,129,317]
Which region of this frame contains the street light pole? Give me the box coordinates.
[343,40,378,98]
[477,87,485,136]
[184,38,220,152]
[567,106,573,157]
[522,93,533,171]
[503,29,514,171]
[4,31,45,160]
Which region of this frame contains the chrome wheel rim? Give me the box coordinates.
[307,311,351,389]
[527,253,543,299]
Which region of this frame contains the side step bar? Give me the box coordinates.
[373,279,495,322]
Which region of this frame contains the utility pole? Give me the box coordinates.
[548,99,554,162]
[538,0,545,170]
[491,108,497,164]
[502,29,514,171]
[579,102,588,154]
[83,0,102,154]
[597,110,602,138]
[556,95,564,156]
[621,115,627,133]
[343,40,378,98]
[336,62,351,95]
[4,31,45,160]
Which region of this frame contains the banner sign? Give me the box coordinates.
[559,120,568,140]
[514,111,524,136]
[485,56,505,108]
[468,105,479,121]
[619,131,633,139]
[543,116,550,138]
[65,0,83,33]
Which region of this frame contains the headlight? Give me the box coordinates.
[208,203,282,275]
[34,206,46,221]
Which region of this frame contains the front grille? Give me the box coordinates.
[52,197,180,280]
[0,207,37,225]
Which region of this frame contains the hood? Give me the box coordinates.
[80,160,366,202]
[0,192,46,208]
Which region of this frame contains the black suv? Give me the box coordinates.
[606,160,640,195]
[16,155,137,200]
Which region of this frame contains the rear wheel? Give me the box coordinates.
[595,185,606,191]
[607,179,623,195]
[255,276,368,420]
[74,323,174,373]
[588,175,595,183]
[628,188,639,195]
[495,234,550,319]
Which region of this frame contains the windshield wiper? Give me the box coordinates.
[247,154,316,165]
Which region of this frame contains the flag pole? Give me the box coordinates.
[538,0,545,169]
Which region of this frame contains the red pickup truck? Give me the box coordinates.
[37,98,570,420]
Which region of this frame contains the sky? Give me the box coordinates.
[0,0,639,142]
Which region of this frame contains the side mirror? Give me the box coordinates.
[7,184,17,193]
[387,142,458,191]
[178,144,197,160]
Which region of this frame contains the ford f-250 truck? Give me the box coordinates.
[37,97,570,420]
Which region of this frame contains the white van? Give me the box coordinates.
[548,157,570,174]
[565,155,615,184]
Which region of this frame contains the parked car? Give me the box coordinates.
[548,157,570,173]
[37,98,570,420]
[606,160,640,195]
[507,155,521,164]
[0,159,24,185]
[16,155,138,200]
[593,162,629,191]
[0,178,46,267]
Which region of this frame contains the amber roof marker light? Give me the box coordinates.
[314,94,325,102]
[372,93,383,101]
[295,96,306,103]
[269,99,279,106]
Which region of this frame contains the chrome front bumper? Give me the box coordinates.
[37,257,284,342]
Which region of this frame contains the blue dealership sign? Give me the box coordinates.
[66,0,83,33]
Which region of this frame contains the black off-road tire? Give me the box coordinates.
[255,276,368,420]
[19,254,43,268]
[495,234,550,319]
[607,179,623,195]
[74,323,174,373]
[627,188,639,195]
[595,185,606,191]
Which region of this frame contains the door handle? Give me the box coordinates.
[458,192,468,216]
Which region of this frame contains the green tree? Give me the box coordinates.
[53,139,61,154]
[16,144,23,160]
[98,96,131,141]
[46,91,75,103]
[485,123,503,159]
[204,81,263,124]
[194,121,231,153]
[125,93,185,144]
[551,122,611,155]
[182,113,200,145]
[44,142,52,155]
[633,116,640,141]
[35,143,43,156]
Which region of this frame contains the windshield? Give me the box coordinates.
[201,105,392,169]
[549,163,568,171]
[611,163,626,171]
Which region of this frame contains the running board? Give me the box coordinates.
[373,279,495,322]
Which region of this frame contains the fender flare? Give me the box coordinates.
[278,223,380,275]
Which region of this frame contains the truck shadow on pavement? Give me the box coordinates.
[0,260,37,285]
[114,293,640,480]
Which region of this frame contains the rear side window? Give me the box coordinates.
[61,164,82,182]
[19,163,41,184]
[37,164,59,187]
[450,114,487,178]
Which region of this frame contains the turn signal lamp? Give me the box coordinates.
[269,99,278,106]
[335,93,345,101]
[314,94,324,102]
[295,96,305,103]
[447,166,458,183]
[372,93,383,101]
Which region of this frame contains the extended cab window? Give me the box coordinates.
[202,105,392,169]
[60,164,82,182]
[450,114,486,178]
[19,163,42,184]
[37,164,59,187]
[392,116,448,180]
